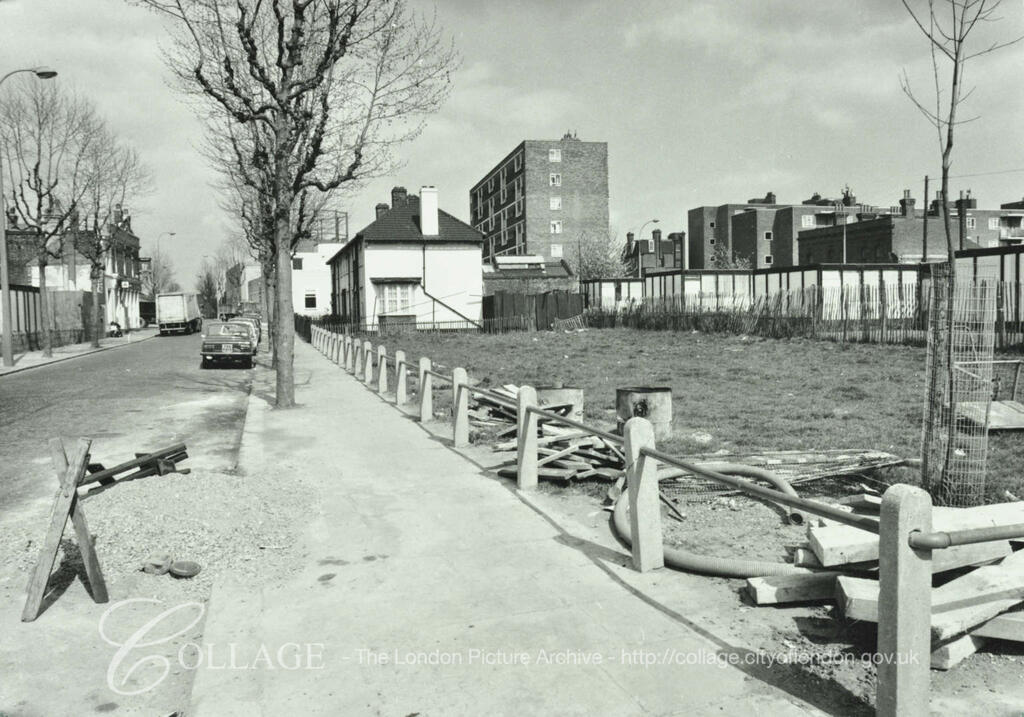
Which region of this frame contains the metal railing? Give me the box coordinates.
[306,323,1024,717]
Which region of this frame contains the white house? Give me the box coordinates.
[327,186,483,329]
[293,239,343,316]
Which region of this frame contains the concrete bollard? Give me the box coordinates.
[312,327,319,350]
[334,334,342,364]
[353,340,363,376]
[877,484,933,717]
[345,336,354,373]
[516,386,538,491]
[453,367,469,447]
[624,418,664,573]
[395,350,407,404]
[419,357,432,422]
[378,345,388,395]
[363,341,373,384]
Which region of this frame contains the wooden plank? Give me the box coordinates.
[745,572,841,605]
[931,634,986,670]
[836,493,882,513]
[22,438,92,622]
[49,439,108,605]
[959,399,1024,430]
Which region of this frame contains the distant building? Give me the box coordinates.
[6,205,145,327]
[797,190,1016,264]
[621,229,685,276]
[327,186,483,328]
[482,255,576,295]
[291,238,343,317]
[470,132,609,265]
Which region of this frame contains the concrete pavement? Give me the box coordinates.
[0,328,158,377]
[191,339,823,716]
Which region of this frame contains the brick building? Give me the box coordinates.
[621,229,685,276]
[470,132,609,265]
[797,191,1019,264]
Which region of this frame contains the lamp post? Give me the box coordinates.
[0,67,58,367]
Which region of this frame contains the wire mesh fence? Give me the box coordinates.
[920,267,998,507]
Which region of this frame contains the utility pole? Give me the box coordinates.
[922,175,929,262]
[958,190,966,252]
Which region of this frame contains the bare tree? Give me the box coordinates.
[195,259,220,317]
[0,79,102,356]
[143,246,180,298]
[900,0,1023,492]
[131,0,458,407]
[77,129,152,346]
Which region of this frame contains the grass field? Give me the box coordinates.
[378,328,1024,502]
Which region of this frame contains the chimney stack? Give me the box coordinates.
[113,203,123,227]
[375,202,389,219]
[391,186,408,207]
[420,185,439,236]
[899,189,916,217]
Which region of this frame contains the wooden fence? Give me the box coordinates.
[588,281,1024,349]
[483,290,585,331]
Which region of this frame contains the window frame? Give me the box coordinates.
[550,220,563,235]
[549,148,562,162]
[292,257,303,270]
[764,254,773,265]
[304,292,317,309]
[550,196,562,211]
[549,173,561,187]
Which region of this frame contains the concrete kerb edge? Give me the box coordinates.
[0,332,159,377]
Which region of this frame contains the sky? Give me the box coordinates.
[2,0,1024,286]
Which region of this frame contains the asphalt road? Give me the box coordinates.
[0,333,254,512]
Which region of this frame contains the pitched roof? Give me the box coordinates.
[358,195,482,245]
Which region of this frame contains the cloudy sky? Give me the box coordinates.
[2,0,1023,285]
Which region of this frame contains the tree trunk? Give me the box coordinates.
[37,257,53,357]
[91,268,104,348]
[274,233,294,407]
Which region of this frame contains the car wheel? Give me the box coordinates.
[200,358,209,369]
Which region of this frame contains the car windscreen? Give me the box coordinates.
[204,323,251,338]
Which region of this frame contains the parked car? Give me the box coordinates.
[200,321,257,369]
[234,316,261,346]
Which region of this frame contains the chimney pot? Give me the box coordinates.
[375,202,389,219]
[391,186,408,207]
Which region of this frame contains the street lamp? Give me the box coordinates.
[1,67,58,367]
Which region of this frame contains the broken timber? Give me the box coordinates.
[22,438,108,622]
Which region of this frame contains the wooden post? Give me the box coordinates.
[377,345,388,395]
[516,385,538,491]
[453,367,469,447]
[419,357,433,422]
[624,418,664,572]
[363,341,374,384]
[22,438,101,621]
[395,350,407,404]
[877,484,932,717]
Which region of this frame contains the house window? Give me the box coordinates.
[292,257,303,270]
[304,292,317,308]
[549,173,561,187]
[549,148,562,162]
[550,196,562,210]
[551,244,563,258]
[550,220,562,234]
[514,153,522,171]
[801,215,815,228]
[966,217,976,229]
[380,283,414,314]
[989,218,1000,230]
[764,231,773,241]
[709,238,716,245]
[764,255,773,265]
[709,221,716,228]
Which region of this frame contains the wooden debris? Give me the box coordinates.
[836,493,882,513]
[746,572,842,605]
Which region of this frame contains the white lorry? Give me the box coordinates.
[156,293,202,335]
